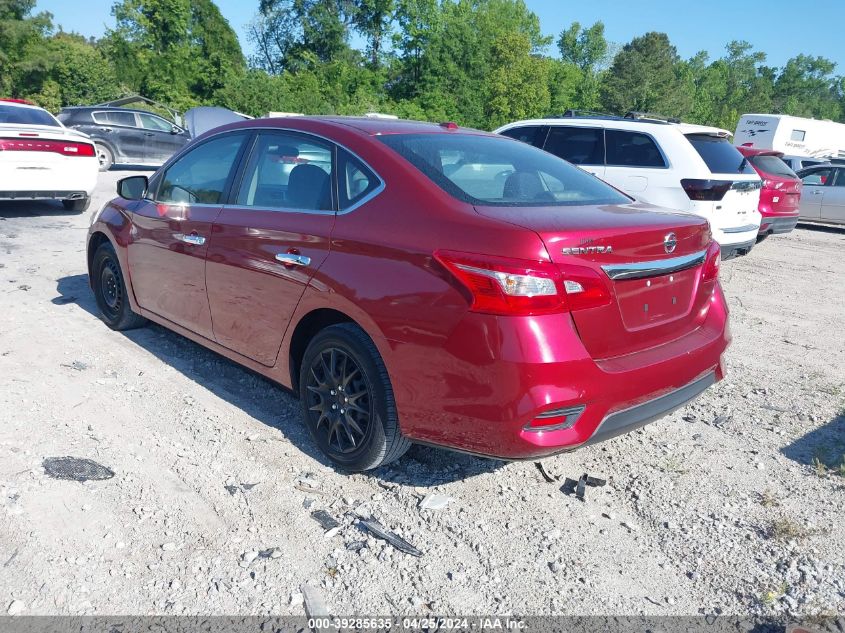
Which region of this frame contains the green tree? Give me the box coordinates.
[600,31,690,118]
[557,21,608,111]
[104,0,244,109]
[0,0,54,96]
[486,31,550,128]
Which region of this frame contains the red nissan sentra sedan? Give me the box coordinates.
[87,117,730,471]
[737,146,802,239]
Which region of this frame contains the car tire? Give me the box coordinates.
[62,197,91,213]
[299,323,411,472]
[95,142,114,172]
[91,242,147,331]
[756,233,769,244]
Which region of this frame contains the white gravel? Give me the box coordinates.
[0,171,843,616]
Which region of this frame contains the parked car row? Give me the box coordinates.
[495,112,764,259]
[2,99,838,473]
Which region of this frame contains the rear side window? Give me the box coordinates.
[500,126,544,146]
[605,130,666,167]
[790,130,806,142]
[378,133,630,207]
[158,133,247,204]
[543,126,604,165]
[93,111,136,127]
[0,104,60,127]
[748,155,796,178]
[339,150,379,209]
[236,132,334,211]
[686,134,756,175]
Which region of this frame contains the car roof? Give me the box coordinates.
[0,99,48,111]
[497,117,732,137]
[61,106,166,116]
[233,115,491,137]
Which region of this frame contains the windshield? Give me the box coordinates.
[686,134,756,175]
[378,133,631,207]
[749,154,797,178]
[0,104,61,127]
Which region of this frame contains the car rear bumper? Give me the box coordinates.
[391,286,730,460]
[584,371,715,446]
[720,238,756,260]
[759,215,800,235]
[0,190,90,201]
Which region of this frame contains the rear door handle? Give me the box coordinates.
[176,233,206,246]
[275,253,311,266]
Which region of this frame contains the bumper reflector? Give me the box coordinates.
[525,405,586,432]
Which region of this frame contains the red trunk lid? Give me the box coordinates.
[475,202,716,359]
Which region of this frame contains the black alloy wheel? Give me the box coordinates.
[299,324,411,471]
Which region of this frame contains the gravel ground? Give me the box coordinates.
[0,171,843,618]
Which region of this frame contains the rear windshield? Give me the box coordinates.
[378,133,631,207]
[749,154,797,178]
[686,134,756,175]
[0,104,60,127]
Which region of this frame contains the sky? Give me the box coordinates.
[36,0,845,69]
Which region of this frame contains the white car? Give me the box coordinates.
[0,99,98,211]
[495,113,763,259]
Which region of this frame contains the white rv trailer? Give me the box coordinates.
[734,114,845,160]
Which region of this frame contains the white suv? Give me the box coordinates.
[495,113,763,259]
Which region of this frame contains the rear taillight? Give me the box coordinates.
[681,179,732,201]
[0,138,95,157]
[434,251,611,316]
[702,241,721,283]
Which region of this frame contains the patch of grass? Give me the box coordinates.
[662,456,687,475]
[812,443,845,478]
[768,518,811,541]
[759,490,780,507]
[760,581,788,606]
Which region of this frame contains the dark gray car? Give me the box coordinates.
[57,106,190,171]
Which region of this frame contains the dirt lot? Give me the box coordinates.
[1,171,843,618]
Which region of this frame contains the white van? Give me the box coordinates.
[734,114,845,160]
[495,113,763,259]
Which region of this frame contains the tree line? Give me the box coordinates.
[1,0,843,132]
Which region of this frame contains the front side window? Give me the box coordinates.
[605,130,666,167]
[158,133,247,204]
[500,126,544,146]
[236,132,333,211]
[379,133,630,207]
[543,126,604,166]
[801,168,832,186]
[686,134,756,175]
[138,113,174,132]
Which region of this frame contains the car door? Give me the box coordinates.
[93,110,146,163]
[820,168,845,223]
[137,112,189,164]
[799,167,832,220]
[205,131,339,366]
[542,126,606,179]
[127,131,250,338]
[603,129,667,197]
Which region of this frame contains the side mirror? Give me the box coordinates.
[117,175,148,200]
[171,125,181,135]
